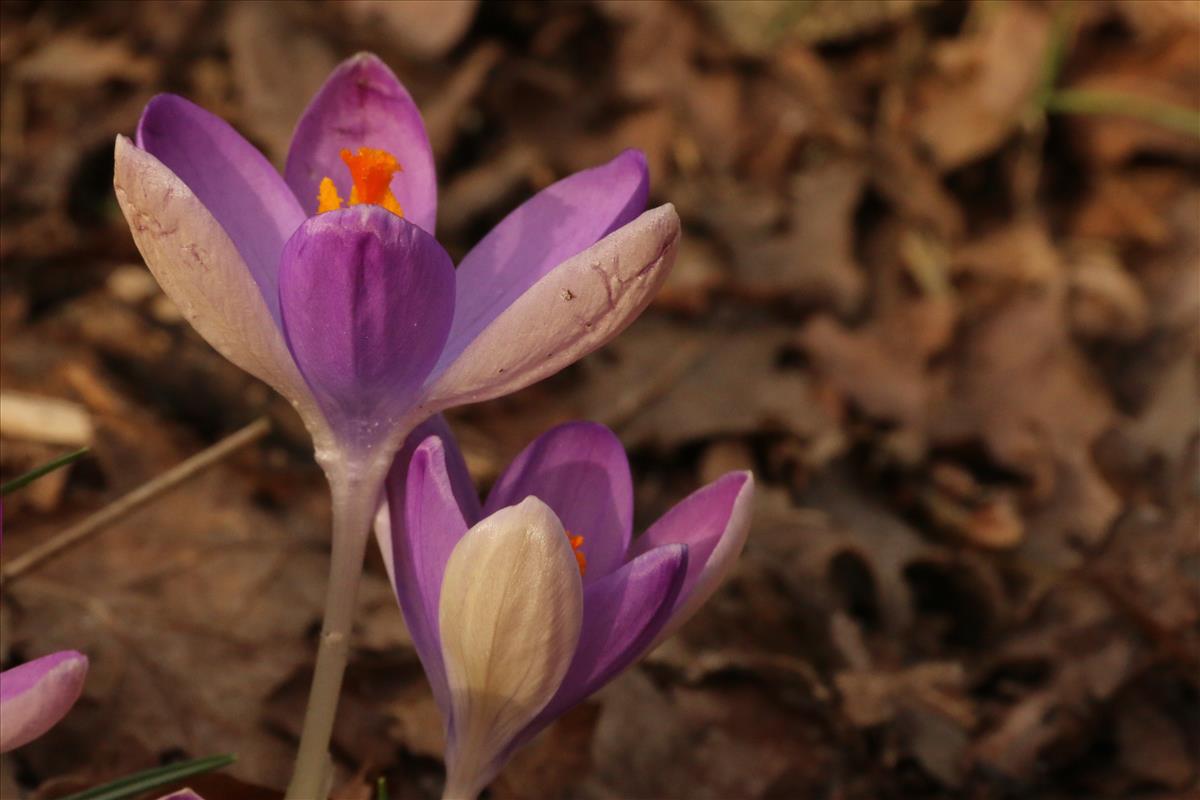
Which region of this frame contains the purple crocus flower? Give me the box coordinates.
[379,420,754,799]
[112,52,679,485]
[0,651,88,753]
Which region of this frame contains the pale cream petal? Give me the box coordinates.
[438,497,583,799]
[422,204,680,411]
[112,135,330,444]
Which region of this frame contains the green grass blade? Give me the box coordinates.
[1047,89,1200,139]
[59,753,236,800]
[1,447,88,495]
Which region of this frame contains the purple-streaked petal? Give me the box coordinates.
[136,94,305,327]
[385,434,472,717]
[444,150,648,359]
[286,53,437,232]
[422,203,680,410]
[113,137,328,441]
[520,543,688,744]
[373,414,480,586]
[484,422,632,583]
[629,471,754,645]
[278,205,455,453]
[0,651,88,752]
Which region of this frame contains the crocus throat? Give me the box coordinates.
[565,530,587,576]
[316,147,404,217]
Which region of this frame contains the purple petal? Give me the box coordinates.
[286,53,437,233]
[113,137,325,438]
[520,543,688,743]
[484,422,632,583]
[423,204,680,410]
[154,792,205,800]
[374,414,480,586]
[0,651,88,752]
[278,205,455,452]
[136,94,305,327]
[439,150,648,370]
[629,471,755,644]
[385,434,472,717]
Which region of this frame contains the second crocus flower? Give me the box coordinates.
[380,421,754,799]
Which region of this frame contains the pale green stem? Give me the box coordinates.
[441,754,479,800]
[285,458,386,800]
[441,768,483,800]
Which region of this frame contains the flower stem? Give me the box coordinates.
[285,462,384,800]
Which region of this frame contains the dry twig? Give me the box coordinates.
[1,417,270,584]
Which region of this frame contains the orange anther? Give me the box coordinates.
[315,147,404,217]
[317,177,342,213]
[565,531,587,576]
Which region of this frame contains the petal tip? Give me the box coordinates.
[346,51,385,70]
[650,201,680,225]
[411,433,449,472]
[334,50,404,94]
[731,471,756,508]
[614,147,649,175]
[546,419,619,444]
[511,494,558,525]
[729,470,755,491]
[113,133,136,164]
[135,93,191,148]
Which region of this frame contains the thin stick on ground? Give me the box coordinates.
[0,417,271,584]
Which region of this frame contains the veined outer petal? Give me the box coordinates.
[439,498,583,800]
[286,53,438,233]
[517,543,688,747]
[113,137,329,441]
[422,203,680,410]
[385,434,474,718]
[630,471,755,646]
[0,651,88,752]
[278,205,455,454]
[136,94,306,327]
[483,421,633,583]
[446,150,648,358]
[373,414,480,588]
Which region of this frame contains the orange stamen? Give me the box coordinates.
[565,531,587,576]
[317,177,342,213]
[315,147,404,217]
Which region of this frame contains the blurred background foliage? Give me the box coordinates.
[0,1,1197,798]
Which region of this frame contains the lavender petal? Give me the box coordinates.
[0,651,88,752]
[483,421,633,583]
[277,205,455,452]
[285,53,437,232]
[443,150,648,361]
[629,471,754,644]
[423,204,679,410]
[136,94,305,328]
